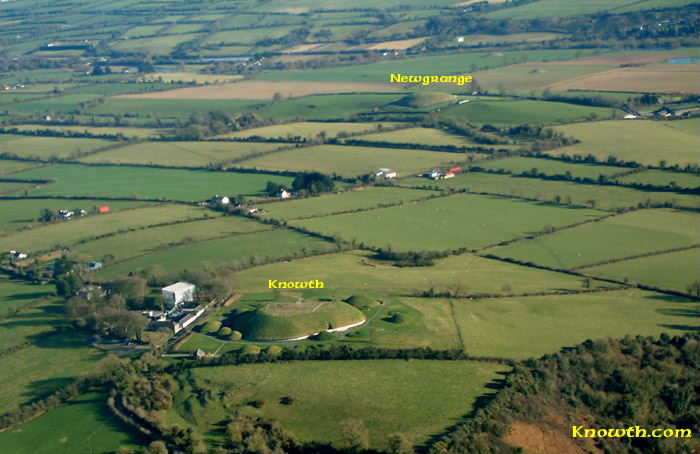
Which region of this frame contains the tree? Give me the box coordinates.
[147,441,168,454]
[106,276,148,309]
[56,273,83,297]
[387,433,413,454]
[337,419,369,453]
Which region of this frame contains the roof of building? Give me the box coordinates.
[163,281,195,293]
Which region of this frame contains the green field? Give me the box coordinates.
[0,181,34,195]
[292,193,604,251]
[12,164,293,201]
[79,141,284,167]
[0,276,54,317]
[471,64,612,92]
[110,34,205,53]
[0,160,44,176]
[238,144,471,177]
[0,204,208,254]
[217,121,400,140]
[0,199,147,234]
[615,169,700,189]
[234,251,612,296]
[257,93,404,121]
[477,156,624,179]
[437,99,616,125]
[92,228,337,280]
[347,127,487,147]
[581,248,700,293]
[181,360,509,449]
[552,120,699,167]
[72,215,269,264]
[0,333,103,414]
[259,186,439,220]
[0,296,67,350]
[484,0,698,19]
[9,124,167,139]
[402,172,700,210]
[487,209,698,269]
[5,94,102,114]
[0,391,144,454]
[89,98,265,118]
[451,289,699,359]
[0,135,111,160]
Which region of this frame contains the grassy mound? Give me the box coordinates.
[229,301,365,340]
[344,294,379,309]
[392,92,454,108]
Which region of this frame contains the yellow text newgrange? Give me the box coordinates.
[390,73,473,86]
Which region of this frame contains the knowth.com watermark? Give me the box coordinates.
[572,426,693,438]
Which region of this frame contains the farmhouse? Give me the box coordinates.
[58,210,74,219]
[277,189,291,199]
[375,168,397,179]
[211,195,230,204]
[9,250,27,260]
[162,281,196,308]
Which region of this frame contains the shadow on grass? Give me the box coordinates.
[658,324,699,332]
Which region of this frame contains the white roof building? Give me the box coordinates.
[162,282,195,308]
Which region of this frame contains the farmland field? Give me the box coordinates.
[451,289,699,359]
[487,209,699,269]
[347,127,486,147]
[92,228,337,280]
[615,169,700,189]
[0,391,144,454]
[258,186,439,220]
[11,164,293,201]
[292,193,605,251]
[0,135,111,160]
[8,124,166,139]
[256,93,404,121]
[401,172,700,210]
[216,122,401,140]
[581,248,700,293]
[78,141,284,167]
[471,64,611,92]
[88,98,265,118]
[476,156,623,179]
[237,144,473,177]
[234,250,613,296]
[484,0,698,19]
[181,360,509,449]
[0,204,209,254]
[552,120,699,166]
[437,99,616,125]
[0,276,54,317]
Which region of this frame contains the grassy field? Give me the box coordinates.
[258,187,439,220]
[216,122,400,140]
[72,215,269,264]
[581,248,700,293]
[292,193,604,251]
[470,64,611,92]
[0,391,144,454]
[552,120,699,166]
[0,181,35,195]
[92,228,337,280]
[234,251,612,296]
[0,276,54,317]
[141,72,243,84]
[0,199,146,234]
[0,135,111,160]
[0,160,45,176]
[615,169,700,189]
[437,99,616,125]
[260,49,602,84]
[451,289,699,359]
[9,124,167,139]
[546,63,699,94]
[487,209,698,269]
[484,0,698,19]
[181,360,509,450]
[79,141,284,167]
[0,204,208,254]
[347,127,485,147]
[0,333,103,414]
[237,144,472,177]
[89,98,265,118]
[477,156,623,179]
[256,93,404,121]
[0,296,67,350]
[110,34,205,54]
[12,164,293,201]
[401,172,700,210]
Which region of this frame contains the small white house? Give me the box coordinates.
[58,210,74,219]
[162,282,196,309]
[212,195,230,204]
[277,189,291,199]
[375,168,397,179]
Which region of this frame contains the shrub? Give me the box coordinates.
[241,344,261,354]
[228,330,243,341]
[204,321,221,334]
[218,326,232,337]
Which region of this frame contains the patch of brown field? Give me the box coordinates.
[273,7,308,14]
[528,53,686,66]
[546,64,699,93]
[282,43,326,53]
[366,37,428,50]
[456,0,506,5]
[114,80,397,100]
[504,420,589,454]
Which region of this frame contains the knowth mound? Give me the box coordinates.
[228,301,365,340]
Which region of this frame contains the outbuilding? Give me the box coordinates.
[162,282,196,308]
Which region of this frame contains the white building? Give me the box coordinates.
[375,168,397,179]
[162,282,195,308]
[278,189,291,199]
